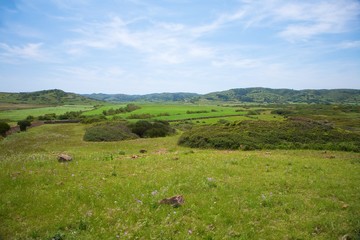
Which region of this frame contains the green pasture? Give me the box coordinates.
[121,104,248,121]
[188,114,283,125]
[0,124,359,239]
[81,104,127,116]
[0,105,95,121]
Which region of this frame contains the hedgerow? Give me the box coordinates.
[178,118,360,152]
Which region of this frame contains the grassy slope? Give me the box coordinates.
[202,88,360,104]
[0,89,101,105]
[1,124,359,239]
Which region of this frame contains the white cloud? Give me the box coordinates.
[276,1,360,41]
[0,42,46,61]
[191,9,246,36]
[220,0,360,41]
[65,16,216,65]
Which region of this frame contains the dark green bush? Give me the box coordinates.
[38,113,57,120]
[129,120,175,138]
[83,120,175,141]
[178,118,360,152]
[17,120,31,132]
[83,122,138,142]
[102,104,141,116]
[127,113,154,119]
[0,121,10,136]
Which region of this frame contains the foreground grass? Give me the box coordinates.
[0,124,359,239]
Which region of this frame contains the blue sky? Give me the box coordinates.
[0,0,359,94]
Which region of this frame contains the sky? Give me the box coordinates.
[0,0,359,94]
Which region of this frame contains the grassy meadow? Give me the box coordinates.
[1,102,360,239]
[0,123,359,239]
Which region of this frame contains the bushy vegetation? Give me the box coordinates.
[0,121,10,136]
[186,110,209,114]
[83,122,138,142]
[127,113,154,119]
[128,120,175,138]
[80,115,107,124]
[17,120,31,132]
[0,89,101,105]
[178,118,360,152]
[102,103,140,116]
[83,120,175,141]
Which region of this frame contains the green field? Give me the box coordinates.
[0,105,95,121]
[84,104,254,122]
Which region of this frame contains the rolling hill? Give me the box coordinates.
[200,88,360,104]
[1,88,359,105]
[83,92,200,102]
[0,89,102,105]
[84,88,360,104]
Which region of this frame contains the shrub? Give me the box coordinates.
[83,120,175,141]
[38,113,57,120]
[0,121,10,136]
[178,118,360,152]
[83,122,138,142]
[129,120,175,138]
[17,120,31,132]
[127,114,154,119]
[102,104,141,116]
[186,110,209,114]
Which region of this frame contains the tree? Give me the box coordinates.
[0,121,10,137]
[17,120,31,131]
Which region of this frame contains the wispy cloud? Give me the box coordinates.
[276,1,360,41]
[338,40,360,49]
[65,16,216,64]
[0,42,46,61]
[235,0,360,41]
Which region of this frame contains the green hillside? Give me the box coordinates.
[83,92,199,102]
[201,88,360,104]
[0,89,102,105]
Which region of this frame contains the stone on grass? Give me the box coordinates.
[58,154,72,162]
[159,195,184,207]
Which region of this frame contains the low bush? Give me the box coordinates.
[128,120,175,138]
[178,118,360,152]
[83,122,138,142]
[186,110,209,114]
[17,120,31,132]
[83,120,175,142]
[102,104,141,116]
[0,121,10,136]
[127,114,154,119]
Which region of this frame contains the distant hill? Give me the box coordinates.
[0,89,102,105]
[201,88,360,104]
[1,88,359,105]
[83,92,200,102]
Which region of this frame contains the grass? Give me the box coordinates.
[0,105,95,121]
[1,123,359,239]
[84,104,252,122]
